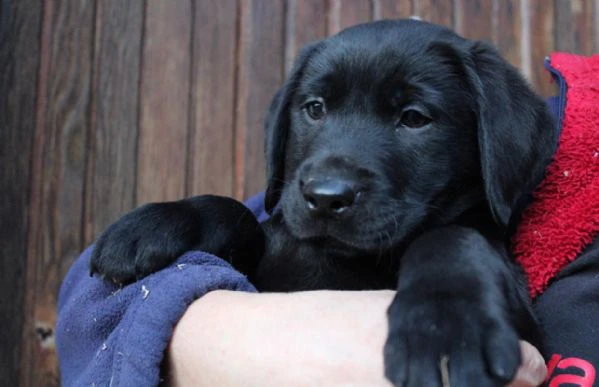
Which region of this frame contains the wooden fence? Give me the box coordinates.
[1,0,597,385]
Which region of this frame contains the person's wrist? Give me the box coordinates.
[166,290,247,386]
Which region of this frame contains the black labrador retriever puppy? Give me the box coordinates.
[90,20,556,386]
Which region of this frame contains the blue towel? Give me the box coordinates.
[56,194,266,386]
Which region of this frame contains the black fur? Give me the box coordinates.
[90,20,556,386]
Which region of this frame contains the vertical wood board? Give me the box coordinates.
[189,0,238,197]
[137,0,192,204]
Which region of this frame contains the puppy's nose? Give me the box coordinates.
[301,179,357,217]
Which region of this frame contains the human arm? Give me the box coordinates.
[166,290,546,387]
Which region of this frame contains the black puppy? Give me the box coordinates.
[90,20,556,386]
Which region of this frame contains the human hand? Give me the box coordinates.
[507,341,547,387]
[165,290,546,387]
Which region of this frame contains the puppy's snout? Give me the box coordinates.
[301,178,358,217]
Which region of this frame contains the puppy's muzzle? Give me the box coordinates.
[301,178,358,217]
[298,155,372,218]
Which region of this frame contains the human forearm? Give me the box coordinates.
[166,290,393,386]
[166,290,546,387]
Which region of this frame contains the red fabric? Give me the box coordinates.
[513,53,599,299]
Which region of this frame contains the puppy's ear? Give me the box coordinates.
[465,42,556,226]
[264,42,321,213]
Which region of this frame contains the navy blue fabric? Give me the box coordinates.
[535,237,599,386]
[546,96,560,121]
[545,58,567,138]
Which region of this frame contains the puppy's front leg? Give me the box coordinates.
[384,226,537,387]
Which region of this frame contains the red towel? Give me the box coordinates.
[513,53,599,299]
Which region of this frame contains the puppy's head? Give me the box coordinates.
[264,20,554,254]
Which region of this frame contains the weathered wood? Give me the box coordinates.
[85,0,144,241]
[328,0,373,35]
[137,0,191,204]
[554,0,595,55]
[594,0,599,53]
[495,0,522,69]
[236,0,285,199]
[455,0,494,41]
[415,0,454,27]
[189,0,237,198]
[571,0,595,55]
[373,0,414,19]
[20,1,96,385]
[0,0,42,385]
[530,0,556,96]
[285,0,328,74]
[554,0,575,51]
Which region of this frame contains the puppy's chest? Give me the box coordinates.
[252,220,397,292]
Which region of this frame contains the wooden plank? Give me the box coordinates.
[554,0,575,51]
[285,0,328,74]
[236,0,285,199]
[137,0,191,204]
[454,0,494,41]
[19,1,96,385]
[328,0,373,35]
[572,0,595,55]
[495,0,522,69]
[595,0,599,52]
[373,0,414,19]
[554,0,594,55]
[414,0,454,27]
[189,0,237,198]
[85,0,144,241]
[0,0,42,385]
[529,0,556,97]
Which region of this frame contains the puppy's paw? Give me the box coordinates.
[90,201,201,284]
[90,196,264,284]
[384,291,520,387]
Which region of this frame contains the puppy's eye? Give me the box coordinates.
[304,100,326,121]
[397,109,431,129]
